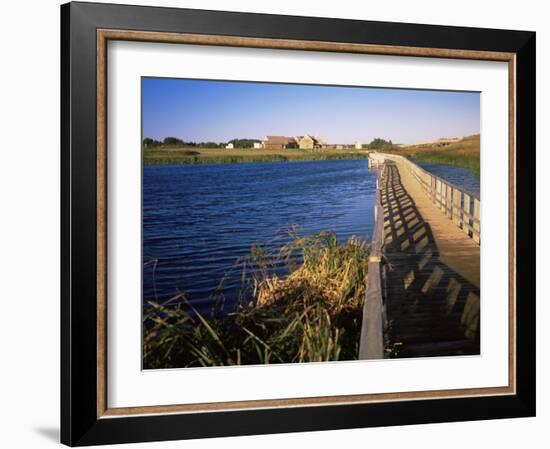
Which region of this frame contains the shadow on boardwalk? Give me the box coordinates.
[381,163,480,358]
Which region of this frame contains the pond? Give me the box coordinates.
[143,159,377,311]
[143,157,480,313]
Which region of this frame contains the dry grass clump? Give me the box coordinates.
[143,231,369,369]
[255,233,367,307]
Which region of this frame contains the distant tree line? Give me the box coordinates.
[368,138,394,150]
[143,137,261,149]
[143,136,395,150]
[227,138,261,148]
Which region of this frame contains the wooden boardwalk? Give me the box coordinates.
[379,160,480,358]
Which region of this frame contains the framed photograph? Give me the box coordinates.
[61,1,535,446]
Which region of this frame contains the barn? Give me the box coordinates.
[262,136,298,149]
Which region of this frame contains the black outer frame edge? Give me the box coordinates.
[67,1,533,52]
[514,33,536,414]
[78,395,533,446]
[60,2,72,446]
[60,1,536,446]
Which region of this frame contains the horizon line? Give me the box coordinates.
[143,133,480,146]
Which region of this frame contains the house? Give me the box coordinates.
[253,142,262,149]
[225,143,234,149]
[314,136,325,147]
[262,136,298,150]
[355,140,362,150]
[297,135,324,150]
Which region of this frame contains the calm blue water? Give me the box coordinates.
[413,160,480,198]
[143,159,377,310]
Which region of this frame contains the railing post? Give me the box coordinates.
[473,198,481,243]
[438,181,443,209]
[463,193,471,236]
[426,173,430,195]
[453,188,462,226]
[446,183,452,217]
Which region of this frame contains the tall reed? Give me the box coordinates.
[143,231,369,369]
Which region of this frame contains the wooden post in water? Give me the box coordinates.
[473,198,481,243]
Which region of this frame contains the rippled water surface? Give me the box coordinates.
[413,159,480,198]
[143,159,377,309]
[143,158,479,311]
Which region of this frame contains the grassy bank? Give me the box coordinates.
[144,146,369,165]
[143,231,369,369]
[391,134,480,176]
[413,151,480,176]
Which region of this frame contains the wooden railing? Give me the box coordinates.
[359,167,386,360]
[379,154,481,244]
[359,153,481,359]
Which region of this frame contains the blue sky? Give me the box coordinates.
[142,78,480,145]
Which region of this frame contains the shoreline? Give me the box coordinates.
[143,147,370,166]
[410,153,480,177]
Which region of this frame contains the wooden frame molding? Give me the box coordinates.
[97,28,516,61]
[96,29,517,419]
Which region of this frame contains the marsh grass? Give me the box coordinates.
[143,231,369,369]
[412,151,480,176]
[143,146,369,165]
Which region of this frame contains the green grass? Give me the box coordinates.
[413,151,480,176]
[143,146,369,165]
[390,134,480,176]
[143,231,369,369]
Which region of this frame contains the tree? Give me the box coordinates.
[228,138,262,148]
[163,137,185,146]
[368,138,394,150]
[142,137,162,149]
[198,141,220,148]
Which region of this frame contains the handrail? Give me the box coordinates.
[358,167,386,360]
[375,153,481,244]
